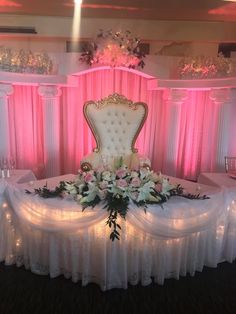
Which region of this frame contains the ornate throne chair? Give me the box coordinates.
[80,93,150,171]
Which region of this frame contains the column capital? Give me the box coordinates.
[229,88,236,102]
[38,85,61,99]
[0,83,13,98]
[165,89,188,104]
[210,88,230,105]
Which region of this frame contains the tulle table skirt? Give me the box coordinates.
[0,174,236,291]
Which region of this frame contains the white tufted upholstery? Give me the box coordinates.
[80,94,150,170]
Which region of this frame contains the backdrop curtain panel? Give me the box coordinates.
[4,69,236,180]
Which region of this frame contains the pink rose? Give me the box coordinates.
[131,177,141,187]
[117,179,128,188]
[84,173,94,183]
[116,168,127,178]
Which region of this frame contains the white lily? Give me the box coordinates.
[139,167,150,180]
[147,194,162,202]
[80,182,100,203]
[64,182,78,195]
[161,178,174,196]
[137,180,155,202]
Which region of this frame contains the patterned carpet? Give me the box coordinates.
[0,261,235,314]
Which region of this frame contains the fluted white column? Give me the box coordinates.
[38,85,62,177]
[210,88,230,171]
[164,89,188,176]
[0,83,13,157]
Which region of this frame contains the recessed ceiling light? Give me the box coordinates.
[74,0,82,4]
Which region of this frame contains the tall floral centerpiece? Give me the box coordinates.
[80,30,145,69]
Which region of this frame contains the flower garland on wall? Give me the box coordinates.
[0,46,53,75]
[80,30,145,69]
[26,161,209,241]
[178,53,235,79]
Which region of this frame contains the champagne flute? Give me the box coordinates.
[1,157,8,178]
[0,158,4,178]
[2,157,8,169]
[9,157,16,176]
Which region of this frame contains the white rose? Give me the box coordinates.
[102,171,111,181]
[131,171,139,178]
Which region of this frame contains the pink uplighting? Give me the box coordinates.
[209,3,236,16]
[4,67,236,180]
[0,0,21,7]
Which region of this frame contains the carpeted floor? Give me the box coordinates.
[0,261,235,314]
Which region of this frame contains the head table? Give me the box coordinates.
[0,173,235,291]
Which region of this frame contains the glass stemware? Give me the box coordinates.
[0,158,4,178]
[2,157,8,169]
[0,157,15,178]
[9,157,16,176]
[0,157,8,178]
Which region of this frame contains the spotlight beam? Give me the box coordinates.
[71,0,83,51]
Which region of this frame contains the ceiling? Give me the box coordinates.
[1,0,236,21]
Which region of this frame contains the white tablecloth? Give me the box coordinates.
[198,172,236,189]
[0,174,236,290]
[0,169,36,184]
[198,172,236,218]
[0,169,36,195]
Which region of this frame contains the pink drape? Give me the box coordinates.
[6,68,236,180]
[8,85,45,178]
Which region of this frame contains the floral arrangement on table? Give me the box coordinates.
[26,160,209,241]
[79,29,145,69]
[178,53,235,79]
[0,46,53,74]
